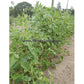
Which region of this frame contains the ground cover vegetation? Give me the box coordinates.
[9,2,74,84]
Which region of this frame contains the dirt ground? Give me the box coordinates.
[44,36,74,84]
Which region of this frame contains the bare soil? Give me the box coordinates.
[44,36,74,84]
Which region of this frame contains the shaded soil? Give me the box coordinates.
[44,36,74,84]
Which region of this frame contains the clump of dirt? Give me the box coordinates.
[44,36,74,84]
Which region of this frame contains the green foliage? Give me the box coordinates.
[62,8,74,15]
[56,56,63,64]
[9,16,14,25]
[9,6,14,16]
[10,2,33,17]
[9,2,74,84]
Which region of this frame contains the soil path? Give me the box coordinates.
[44,36,74,84]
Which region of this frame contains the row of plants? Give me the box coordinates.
[9,2,74,84]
